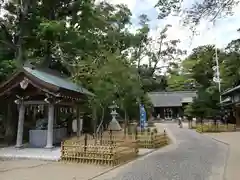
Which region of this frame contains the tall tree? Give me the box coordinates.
[182,45,225,88]
[180,45,229,118]
[155,0,239,25]
[130,15,184,92]
[221,38,240,89]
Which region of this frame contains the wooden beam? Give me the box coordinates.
[23,101,46,105]
[23,100,81,106]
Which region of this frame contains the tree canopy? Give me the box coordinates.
[0,0,182,135]
[156,0,239,25]
[0,0,240,132]
[170,34,240,118]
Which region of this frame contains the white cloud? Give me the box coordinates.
[125,0,240,68]
[126,0,240,57]
[160,3,240,53]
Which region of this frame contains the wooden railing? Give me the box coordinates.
[101,131,169,149]
[196,123,236,133]
[136,133,168,148]
[60,129,169,166]
[61,137,138,166]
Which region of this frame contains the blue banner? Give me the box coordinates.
[140,104,146,129]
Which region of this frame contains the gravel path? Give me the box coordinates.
[93,123,228,180]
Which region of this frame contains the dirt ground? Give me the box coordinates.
[0,159,111,180]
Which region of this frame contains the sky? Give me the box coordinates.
[108,0,240,54]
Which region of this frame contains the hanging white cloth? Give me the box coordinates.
[72,119,77,133]
[72,118,83,133]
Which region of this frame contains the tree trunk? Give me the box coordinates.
[4,98,18,144]
[124,109,128,137]
[92,106,98,139]
[16,0,31,66]
[41,7,55,68]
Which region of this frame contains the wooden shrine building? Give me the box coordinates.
[148,91,197,120]
[221,85,240,128]
[0,64,94,148]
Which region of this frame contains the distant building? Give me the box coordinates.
[148,91,197,120]
[221,86,240,128]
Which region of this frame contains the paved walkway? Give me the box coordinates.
[0,159,111,180]
[206,132,240,180]
[94,123,228,180]
[0,146,61,161]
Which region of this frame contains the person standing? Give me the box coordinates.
[178,117,182,128]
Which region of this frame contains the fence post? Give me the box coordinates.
[84,133,87,153]
[135,125,138,141]
[60,141,64,159]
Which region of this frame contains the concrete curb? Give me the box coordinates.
[203,134,230,146]
[202,134,230,180]
[164,126,177,145]
[88,148,158,180]
[223,144,230,180]
[89,145,178,180]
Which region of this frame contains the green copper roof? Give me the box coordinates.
[23,66,94,96]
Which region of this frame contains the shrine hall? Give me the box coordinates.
[0,64,94,149]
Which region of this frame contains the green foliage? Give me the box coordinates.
[180,45,224,118]
[72,50,148,121]
[167,74,196,91]
[182,45,220,88]
[173,37,240,119]
[221,39,240,89]
[155,0,237,27]
[0,59,16,82]
[194,88,219,118]
[184,103,194,117]
[0,0,239,125]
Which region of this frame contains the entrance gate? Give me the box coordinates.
[164,108,173,120]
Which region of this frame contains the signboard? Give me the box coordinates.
[140,104,146,129]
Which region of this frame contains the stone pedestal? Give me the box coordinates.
[29,128,67,148]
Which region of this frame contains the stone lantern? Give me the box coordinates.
[108,101,121,141]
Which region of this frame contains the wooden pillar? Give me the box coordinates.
[235,106,240,128]
[93,106,97,137]
[46,103,54,148]
[76,105,81,137]
[16,102,25,148]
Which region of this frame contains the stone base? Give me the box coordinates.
[15,145,24,149]
[45,145,54,149]
[29,128,67,148]
[0,146,61,161]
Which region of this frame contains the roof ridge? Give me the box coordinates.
[23,66,94,96]
[148,91,197,94]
